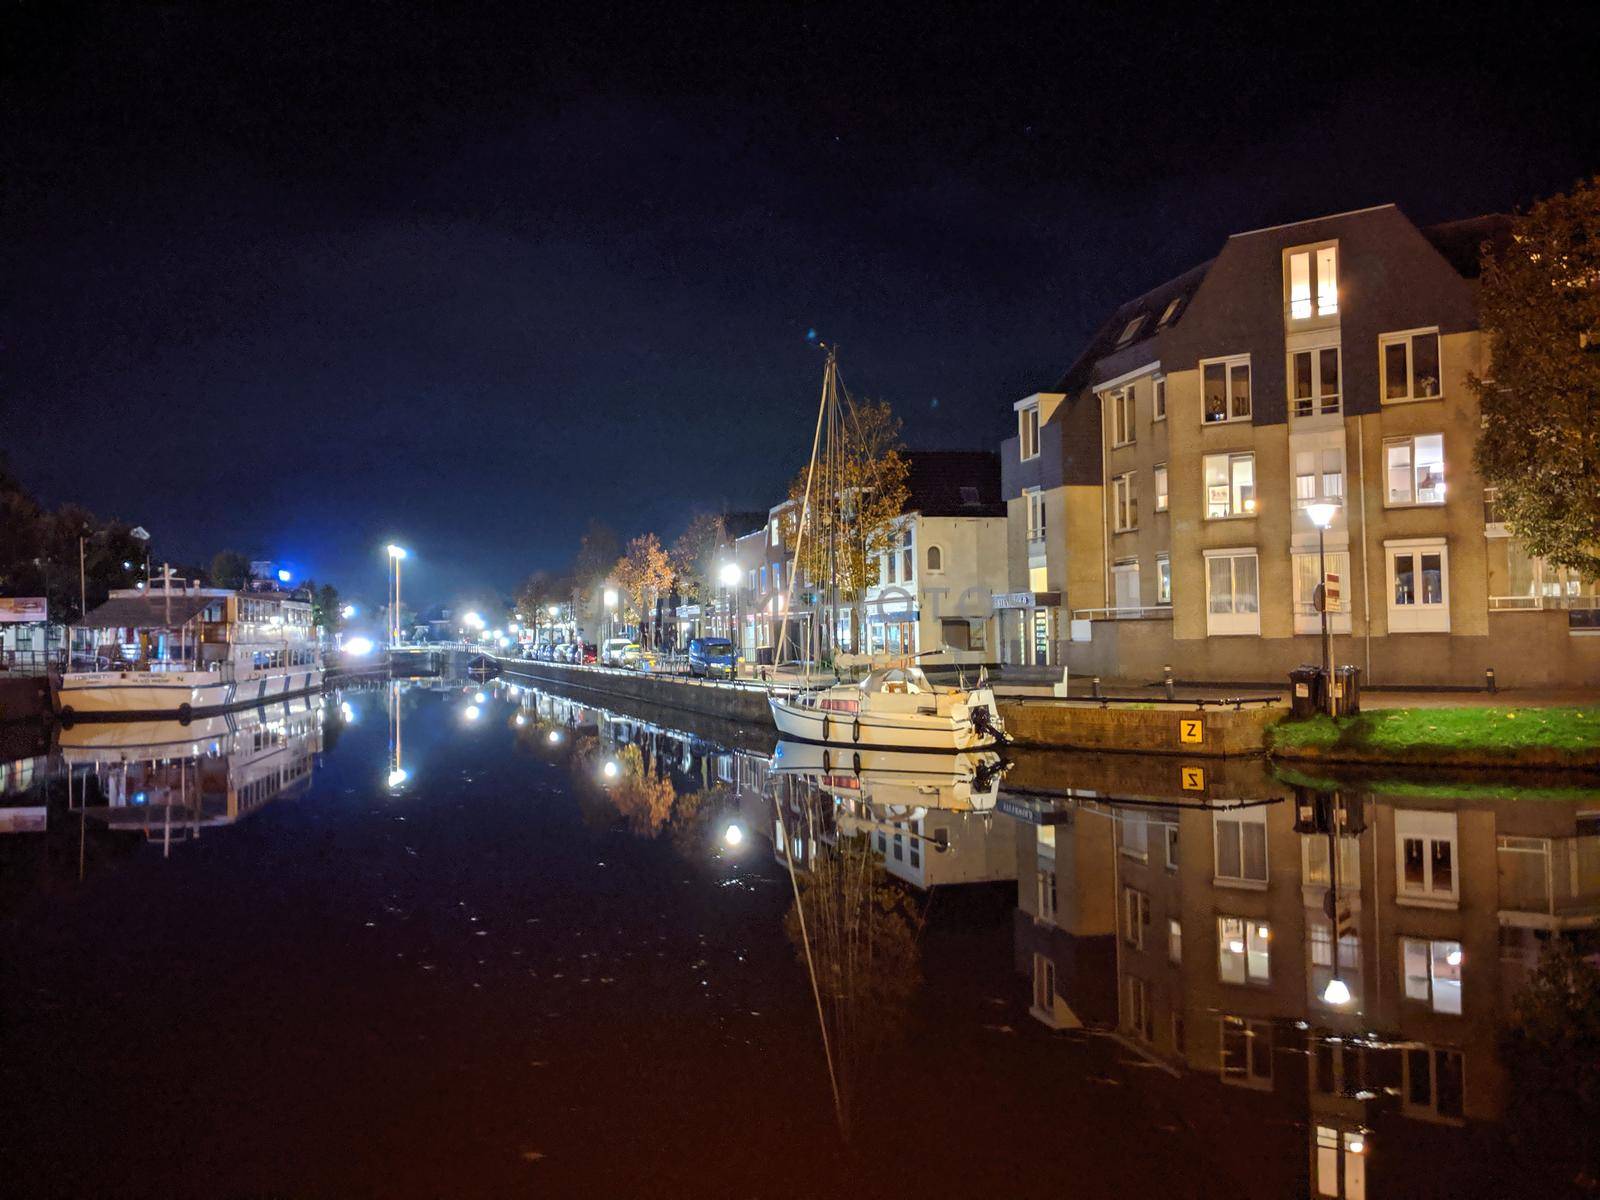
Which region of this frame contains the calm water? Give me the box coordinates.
[2,674,1597,1198]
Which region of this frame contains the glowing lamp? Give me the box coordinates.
[602,759,619,780]
[723,823,744,848]
[465,705,481,721]
[387,768,408,788]
[719,563,741,586]
[1306,501,1340,530]
[277,568,293,583]
[386,544,408,560]
[1322,977,1352,1006]
[1446,948,1463,967]
[345,636,375,656]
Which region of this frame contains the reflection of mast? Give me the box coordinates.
[387,681,406,788]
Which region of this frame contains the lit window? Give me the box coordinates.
[1317,247,1338,315]
[1156,555,1172,604]
[1288,245,1338,320]
[1386,541,1449,633]
[770,517,780,546]
[1214,809,1267,883]
[1218,916,1272,985]
[1157,296,1184,328]
[1202,357,1251,423]
[1291,346,1342,418]
[1154,464,1169,512]
[1295,447,1345,506]
[1113,473,1138,531]
[1206,550,1261,636]
[1123,887,1150,949]
[1019,404,1040,460]
[1293,550,1351,628]
[1168,916,1182,964]
[1025,487,1046,541]
[1381,329,1442,402]
[1153,376,1167,420]
[1384,434,1445,505]
[1204,452,1256,518]
[1402,937,1463,1014]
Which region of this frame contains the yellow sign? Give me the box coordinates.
[1180,766,1206,791]
[1179,718,1204,744]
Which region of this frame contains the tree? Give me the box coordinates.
[670,511,730,603]
[782,397,909,657]
[570,519,621,638]
[1501,934,1600,1187]
[613,533,674,648]
[309,582,340,635]
[209,550,252,589]
[1472,175,1600,577]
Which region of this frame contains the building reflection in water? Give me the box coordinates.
[1004,752,1600,1198]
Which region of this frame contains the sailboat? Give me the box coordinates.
[766,347,1008,752]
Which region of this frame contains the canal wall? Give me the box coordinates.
[497,658,774,728]
[999,700,1281,758]
[0,675,50,725]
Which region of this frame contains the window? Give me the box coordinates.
[1120,812,1149,861]
[926,545,942,572]
[1395,810,1458,903]
[1025,487,1045,541]
[1157,295,1185,329]
[747,569,756,595]
[1122,887,1151,949]
[770,517,780,546]
[1019,403,1040,460]
[1309,916,1362,1011]
[1288,245,1338,320]
[1168,917,1182,964]
[1290,346,1342,419]
[1204,452,1256,518]
[772,562,783,593]
[884,548,896,584]
[1221,1016,1273,1087]
[1219,917,1272,985]
[1154,464,1169,512]
[1028,561,1048,592]
[1387,540,1450,633]
[1404,1047,1465,1121]
[1156,555,1172,604]
[1314,1126,1368,1200]
[1126,977,1154,1041]
[1384,434,1445,505]
[1381,329,1442,402]
[1032,953,1056,1015]
[1202,356,1251,423]
[1164,821,1179,869]
[1205,549,1261,636]
[759,565,769,593]
[1215,809,1268,885]
[1402,937,1463,1014]
[1113,473,1138,531]
[1295,447,1345,506]
[1115,314,1147,348]
[901,527,914,581]
[1036,868,1056,923]
[1112,560,1140,610]
[1112,386,1136,446]
[1153,376,1167,420]
[1293,550,1351,632]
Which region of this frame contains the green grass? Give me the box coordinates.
[1268,706,1600,766]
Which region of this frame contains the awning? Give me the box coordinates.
[75,593,218,629]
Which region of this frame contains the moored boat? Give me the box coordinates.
[768,665,1006,752]
[54,578,324,723]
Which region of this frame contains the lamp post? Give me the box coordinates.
[604,587,618,646]
[1305,503,1340,715]
[386,544,408,647]
[718,562,741,652]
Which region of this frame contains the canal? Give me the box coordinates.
[2,675,1596,1197]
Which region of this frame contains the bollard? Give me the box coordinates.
[1091,676,1101,699]
[1163,664,1175,701]
[1485,667,1497,694]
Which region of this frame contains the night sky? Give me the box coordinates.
[5,3,1597,607]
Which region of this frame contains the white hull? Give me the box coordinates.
[768,692,1002,752]
[57,667,324,720]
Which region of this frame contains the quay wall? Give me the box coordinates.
[998,700,1280,758]
[496,658,774,728]
[0,676,50,724]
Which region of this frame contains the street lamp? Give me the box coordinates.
[386,544,409,648]
[719,562,741,646]
[603,587,618,645]
[1305,502,1340,715]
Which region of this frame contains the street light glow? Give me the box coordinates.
[719,562,741,586]
[387,544,408,560]
[277,568,293,583]
[387,768,408,788]
[603,589,618,608]
[465,705,481,721]
[1306,501,1340,530]
[723,823,744,848]
[1322,977,1352,1006]
[342,604,357,618]
[345,636,375,656]
[474,691,486,703]
[602,759,619,780]
[547,604,560,617]
[547,729,562,745]
[464,611,485,629]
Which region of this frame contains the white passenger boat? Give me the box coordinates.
[55,580,324,723]
[770,740,1005,812]
[768,665,1006,752]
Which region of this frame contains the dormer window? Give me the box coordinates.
[1287,244,1339,320]
[1019,403,1040,461]
[1157,295,1185,329]
[1115,314,1147,347]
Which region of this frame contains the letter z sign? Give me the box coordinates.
[1179,718,1204,745]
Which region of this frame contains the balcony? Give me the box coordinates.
[1498,834,1600,929]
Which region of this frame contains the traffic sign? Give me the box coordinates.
[1179,718,1203,744]
[1180,765,1205,791]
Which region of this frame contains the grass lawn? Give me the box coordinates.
[1269,706,1600,766]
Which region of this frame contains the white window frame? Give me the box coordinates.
[1156,554,1172,604]
[1024,487,1046,541]
[1214,807,1268,888]
[1402,1045,1466,1123]
[1385,538,1450,633]
[1395,809,1458,906]
[1203,452,1257,520]
[1115,314,1147,348]
[1218,916,1272,986]
[1201,354,1252,424]
[1204,547,1261,637]
[1380,327,1443,404]
[1113,472,1138,532]
[1112,559,1141,610]
[1153,376,1167,421]
[1290,344,1343,419]
[1293,549,1352,636]
[1286,243,1339,321]
[1019,403,1041,460]
[1122,886,1150,950]
[1111,386,1137,447]
[1383,434,1446,507]
[770,517,781,546]
[1126,975,1154,1041]
[1154,464,1169,512]
[1295,446,1346,508]
[1401,936,1464,1015]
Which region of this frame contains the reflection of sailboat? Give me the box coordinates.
[58,697,323,846]
[770,740,1005,813]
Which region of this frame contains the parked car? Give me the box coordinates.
[600,638,639,667]
[575,642,598,664]
[687,637,739,678]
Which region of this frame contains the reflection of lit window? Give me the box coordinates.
[1395,811,1457,902]
[1402,937,1463,1014]
[1218,916,1271,985]
[1220,1016,1273,1087]
[1314,1125,1368,1199]
[1126,976,1154,1040]
[1168,917,1182,964]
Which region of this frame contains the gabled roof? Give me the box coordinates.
[1421,215,1512,279]
[902,450,1005,518]
[77,592,219,629]
[1051,258,1212,395]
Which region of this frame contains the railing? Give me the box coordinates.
[1498,834,1600,925]
[1071,605,1174,621]
[1488,594,1600,611]
[0,648,62,676]
[1291,391,1341,419]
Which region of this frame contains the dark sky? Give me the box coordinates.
[5,2,1597,608]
